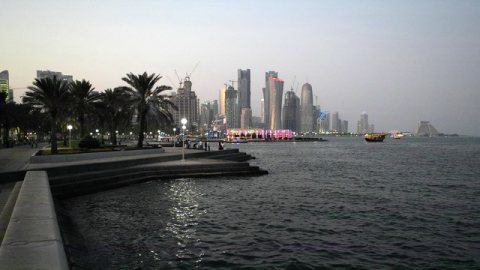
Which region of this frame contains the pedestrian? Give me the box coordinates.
[218,141,224,150]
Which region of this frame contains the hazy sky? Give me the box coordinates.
[2,0,479,135]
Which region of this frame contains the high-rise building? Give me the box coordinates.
[238,69,251,129]
[319,111,330,133]
[357,112,369,134]
[200,101,216,130]
[300,83,314,133]
[331,112,340,132]
[36,70,73,82]
[219,87,226,116]
[282,89,300,131]
[313,105,321,132]
[260,98,264,123]
[240,108,252,129]
[238,69,251,109]
[211,100,219,118]
[173,77,199,131]
[341,120,349,134]
[263,71,284,129]
[0,70,9,100]
[225,85,238,128]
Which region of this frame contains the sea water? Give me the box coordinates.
[63,136,480,269]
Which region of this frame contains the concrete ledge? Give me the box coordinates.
[30,147,166,164]
[0,171,68,270]
[0,182,22,244]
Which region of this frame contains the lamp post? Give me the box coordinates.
[67,125,73,148]
[173,128,177,148]
[181,118,187,160]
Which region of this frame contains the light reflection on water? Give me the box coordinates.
[63,137,480,269]
[165,179,206,263]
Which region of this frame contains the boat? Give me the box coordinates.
[392,133,404,139]
[364,133,387,142]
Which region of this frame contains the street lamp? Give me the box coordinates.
[181,118,187,160]
[67,125,73,148]
[173,128,177,148]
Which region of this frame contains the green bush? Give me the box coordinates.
[78,135,100,149]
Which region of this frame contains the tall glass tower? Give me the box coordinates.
[263,71,284,129]
[300,83,314,133]
[283,89,300,131]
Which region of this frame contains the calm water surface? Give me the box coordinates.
[64,137,480,269]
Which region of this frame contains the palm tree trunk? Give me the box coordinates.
[79,114,85,138]
[51,114,58,154]
[137,112,146,148]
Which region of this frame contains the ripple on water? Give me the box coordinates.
[63,137,480,269]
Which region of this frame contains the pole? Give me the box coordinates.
[69,129,72,148]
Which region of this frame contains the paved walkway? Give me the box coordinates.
[0,145,45,173]
[0,145,45,210]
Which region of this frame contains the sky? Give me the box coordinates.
[1,0,479,135]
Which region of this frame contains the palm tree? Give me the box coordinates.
[122,72,176,148]
[23,76,71,154]
[70,79,98,138]
[97,87,133,145]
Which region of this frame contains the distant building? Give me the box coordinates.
[238,69,251,109]
[225,85,238,128]
[331,112,340,132]
[173,77,199,131]
[357,112,369,134]
[240,108,252,129]
[251,116,263,128]
[319,111,330,133]
[211,100,219,118]
[416,121,439,136]
[0,70,10,101]
[260,98,264,123]
[341,120,349,134]
[200,101,216,130]
[313,105,321,132]
[263,71,284,129]
[219,87,226,116]
[300,83,314,132]
[36,70,73,82]
[282,89,300,132]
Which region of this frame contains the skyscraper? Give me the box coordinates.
[240,108,252,129]
[238,69,251,129]
[300,83,314,132]
[173,77,199,131]
[282,89,300,131]
[331,112,340,132]
[200,101,216,130]
[319,111,330,133]
[219,87,226,116]
[238,69,251,109]
[263,71,284,129]
[225,85,238,128]
[260,98,264,123]
[357,112,369,134]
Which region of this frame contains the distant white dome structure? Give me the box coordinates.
[416,121,439,137]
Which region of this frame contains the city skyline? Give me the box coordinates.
[1,0,479,135]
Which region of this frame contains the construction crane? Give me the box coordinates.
[166,75,179,90]
[185,61,200,80]
[174,69,183,88]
